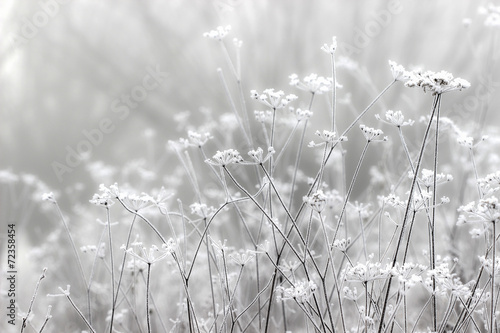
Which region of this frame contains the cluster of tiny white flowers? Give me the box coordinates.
[390,262,426,292]
[229,250,255,266]
[125,243,169,265]
[405,70,471,95]
[344,257,391,283]
[203,25,231,40]
[458,196,500,225]
[425,261,471,298]
[289,107,313,121]
[205,149,243,166]
[350,201,372,219]
[359,124,387,142]
[254,110,273,123]
[250,89,298,110]
[81,242,106,259]
[162,238,178,254]
[190,202,216,218]
[381,193,405,208]
[388,60,412,82]
[342,286,359,301]
[247,147,275,164]
[375,110,414,127]
[408,168,453,188]
[289,73,336,94]
[479,171,500,196]
[42,192,57,203]
[479,255,500,280]
[303,190,328,212]
[308,130,347,147]
[389,61,470,95]
[276,280,317,304]
[457,134,488,149]
[333,238,351,252]
[179,130,213,148]
[320,36,337,54]
[324,189,343,209]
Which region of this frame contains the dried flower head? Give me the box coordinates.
[321,36,337,54]
[203,25,231,40]
[205,149,243,166]
[388,60,412,82]
[303,190,328,212]
[250,89,297,110]
[375,110,414,127]
[276,280,317,304]
[359,124,387,142]
[289,73,339,94]
[405,69,471,95]
[179,131,213,148]
[308,130,347,147]
[247,147,275,164]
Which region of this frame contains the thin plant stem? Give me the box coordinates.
[106,206,116,333]
[430,94,442,332]
[146,263,152,333]
[333,140,371,242]
[378,94,441,333]
[21,268,47,333]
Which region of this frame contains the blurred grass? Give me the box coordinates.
[1,0,496,188]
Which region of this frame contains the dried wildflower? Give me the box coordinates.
[359,124,387,142]
[404,69,470,95]
[126,244,168,265]
[89,192,114,207]
[211,239,230,256]
[229,250,255,266]
[205,149,243,166]
[333,238,351,252]
[254,110,273,123]
[42,192,57,203]
[308,130,347,147]
[289,73,338,94]
[324,189,343,209]
[321,36,337,54]
[479,256,500,281]
[179,131,212,148]
[303,190,328,212]
[381,193,405,208]
[457,134,488,149]
[479,171,500,196]
[408,169,453,188]
[203,25,231,40]
[388,60,412,82]
[458,196,500,224]
[344,258,390,283]
[162,239,178,254]
[343,286,360,301]
[190,202,216,218]
[350,201,372,219]
[250,89,297,110]
[289,107,313,121]
[390,262,426,292]
[247,147,275,164]
[425,261,471,298]
[375,110,414,127]
[276,280,317,304]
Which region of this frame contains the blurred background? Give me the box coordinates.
[1,0,499,330]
